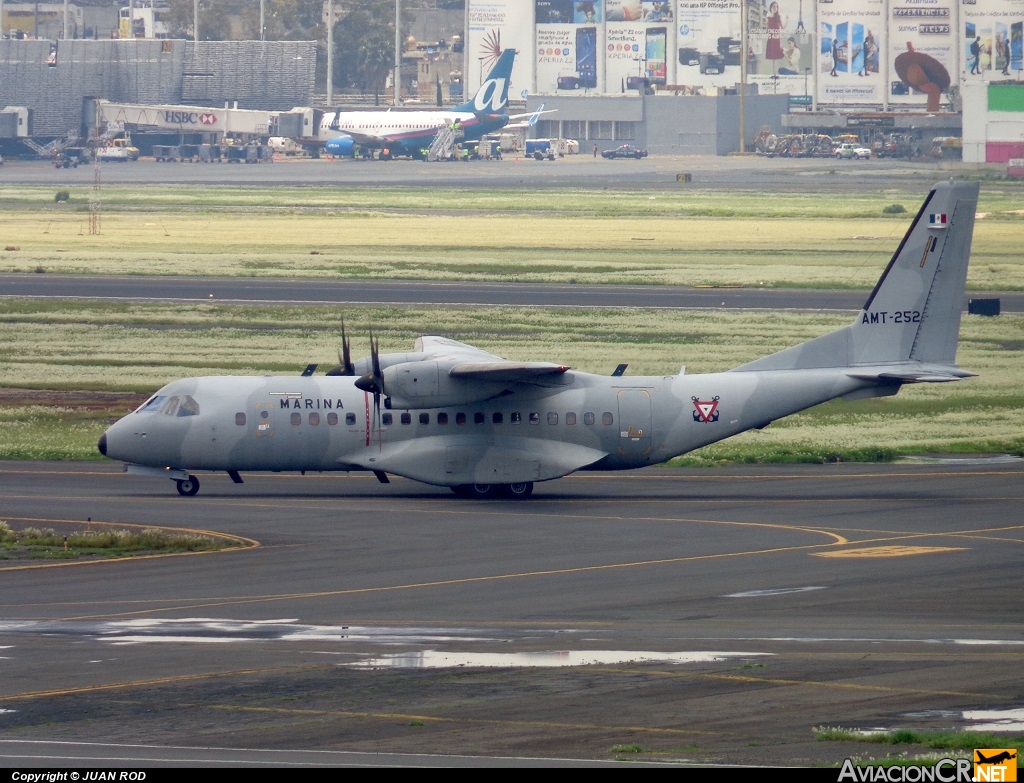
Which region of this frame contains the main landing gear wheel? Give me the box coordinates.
[452,482,534,499]
[176,475,200,496]
[453,483,498,498]
[501,482,534,498]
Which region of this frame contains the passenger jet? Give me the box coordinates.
[321,49,528,159]
[99,181,980,498]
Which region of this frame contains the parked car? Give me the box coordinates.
[602,144,648,159]
[834,143,871,160]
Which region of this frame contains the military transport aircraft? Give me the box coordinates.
[98,180,979,498]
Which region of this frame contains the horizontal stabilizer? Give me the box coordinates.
[846,365,977,384]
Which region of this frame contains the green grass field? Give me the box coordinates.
[2,183,1022,463]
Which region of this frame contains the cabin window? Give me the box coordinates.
[547,412,558,425]
[603,412,614,425]
[474,412,485,425]
[346,412,356,425]
[290,412,301,425]
[401,412,412,425]
[309,412,320,426]
[419,412,430,424]
[584,412,596,425]
[492,412,503,424]
[438,412,449,425]
[456,412,467,425]
[510,412,521,424]
[566,412,577,425]
[382,412,393,426]
[261,410,269,419]
[327,412,338,425]
[235,412,246,426]
[529,412,540,425]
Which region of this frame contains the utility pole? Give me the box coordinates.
[327,0,333,103]
[193,0,198,42]
[394,0,401,105]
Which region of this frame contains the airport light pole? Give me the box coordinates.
[394,0,401,105]
[326,0,333,103]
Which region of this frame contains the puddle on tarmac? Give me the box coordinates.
[344,649,771,669]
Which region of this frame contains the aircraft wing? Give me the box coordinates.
[415,335,507,361]
[416,336,569,383]
[503,106,556,130]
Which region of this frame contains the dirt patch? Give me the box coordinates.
[0,388,146,413]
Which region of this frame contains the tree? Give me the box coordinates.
[165,0,232,42]
[239,0,324,41]
[332,0,414,98]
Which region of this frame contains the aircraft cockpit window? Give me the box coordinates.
[136,393,165,411]
[160,396,181,416]
[136,395,167,413]
[178,395,200,416]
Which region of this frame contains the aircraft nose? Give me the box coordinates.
[97,432,107,456]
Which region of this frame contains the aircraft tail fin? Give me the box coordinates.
[453,49,517,114]
[733,180,979,375]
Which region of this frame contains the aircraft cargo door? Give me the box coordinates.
[616,388,653,459]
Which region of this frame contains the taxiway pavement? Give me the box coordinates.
[1,460,1021,766]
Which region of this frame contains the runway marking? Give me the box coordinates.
[207,704,720,737]
[622,668,998,700]
[0,666,316,701]
[813,545,967,558]
[47,531,861,620]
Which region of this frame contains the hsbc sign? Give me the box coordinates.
[162,110,218,125]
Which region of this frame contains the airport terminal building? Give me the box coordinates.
[1,0,1022,159]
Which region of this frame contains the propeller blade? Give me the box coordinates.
[340,319,354,375]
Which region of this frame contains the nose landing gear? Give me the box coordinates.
[175,475,201,496]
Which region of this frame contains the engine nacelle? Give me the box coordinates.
[351,352,429,377]
[325,135,355,157]
[382,360,508,409]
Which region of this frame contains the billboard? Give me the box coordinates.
[464,0,1017,108]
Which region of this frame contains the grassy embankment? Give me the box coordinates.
[1,183,1023,463]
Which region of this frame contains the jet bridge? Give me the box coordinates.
[87,99,316,140]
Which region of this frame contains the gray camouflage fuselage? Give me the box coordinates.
[99,180,980,495]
